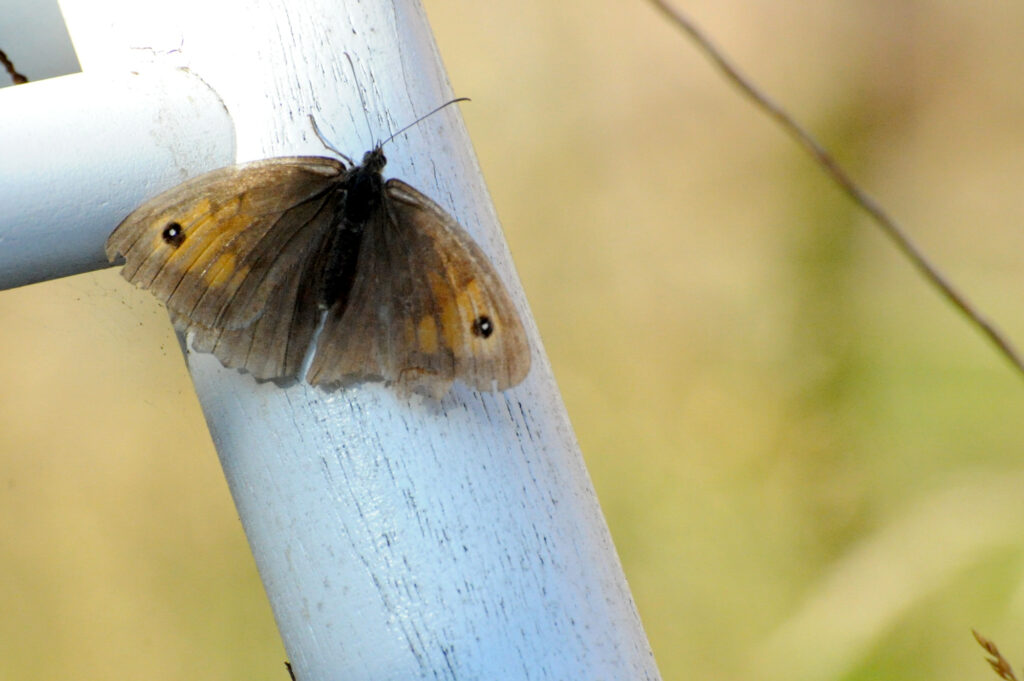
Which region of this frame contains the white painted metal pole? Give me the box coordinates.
[36,1,662,679]
[0,69,233,288]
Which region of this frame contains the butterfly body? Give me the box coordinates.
[106,146,530,397]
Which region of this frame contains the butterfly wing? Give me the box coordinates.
[306,179,531,396]
[107,156,348,380]
[106,156,346,331]
[170,241,323,380]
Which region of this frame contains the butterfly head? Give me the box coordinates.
[360,147,387,174]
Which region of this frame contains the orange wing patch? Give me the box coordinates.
[416,315,440,355]
[428,270,464,353]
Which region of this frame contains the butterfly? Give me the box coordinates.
[105,136,531,398]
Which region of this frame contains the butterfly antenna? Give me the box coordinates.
[307,114,354,165]
[342,52,469,148]
[380,97,471,148]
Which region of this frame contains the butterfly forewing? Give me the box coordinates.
[305,179,530,395]
[106,157,346,329]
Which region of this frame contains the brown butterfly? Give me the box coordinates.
[105,130,530,397]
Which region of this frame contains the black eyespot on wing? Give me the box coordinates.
[162,221,185,247]
[471,315,494,338]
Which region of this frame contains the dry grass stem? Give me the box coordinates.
[974,630,1020,681]
[646,0,1024,380]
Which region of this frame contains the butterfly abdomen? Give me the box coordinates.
[315,209,365,312]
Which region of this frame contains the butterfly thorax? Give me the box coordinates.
[340,148,387,225]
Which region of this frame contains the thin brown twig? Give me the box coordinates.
[974,629,1021,681]
[647,0,1024,379]
[0,48,28,84]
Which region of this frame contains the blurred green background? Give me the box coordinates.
[3,1,1024,680]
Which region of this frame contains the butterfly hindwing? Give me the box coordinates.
[172,233,326,380]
